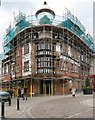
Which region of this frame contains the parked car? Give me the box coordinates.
[0,91,11,102]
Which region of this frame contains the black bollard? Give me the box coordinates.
[1,100,5,119]
[9,97,11,106]
[17,97,19,110]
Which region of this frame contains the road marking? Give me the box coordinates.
[27,106,35,118]
[68,108,93,118]
[80,99,94,107]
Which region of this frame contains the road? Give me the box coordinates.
[29,95,93,118]
[1,94,94,118]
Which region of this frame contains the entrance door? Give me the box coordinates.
[46,83,49,95]
[39,80,51,95]
[39,80,43,94]
[46,81,51,95]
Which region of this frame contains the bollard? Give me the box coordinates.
[17,97,19,110]
[9,97,11,106]
[1,100,5,119]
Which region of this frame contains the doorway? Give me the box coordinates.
[39,80,51,95]
[46,81,51,95]
[39,80,43,94]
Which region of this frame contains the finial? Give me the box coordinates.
[44,1,47,5]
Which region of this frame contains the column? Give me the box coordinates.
[30,84,32,98]
[30,79,32,98]
[16,87,18,96]
[49,83,50,96]
[51,80,54,95]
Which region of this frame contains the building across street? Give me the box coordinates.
[0,2,95,97]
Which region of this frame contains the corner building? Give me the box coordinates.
[2,4,95,96]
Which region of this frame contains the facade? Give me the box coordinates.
[90,53,95,90]
[2,4,95,96]
[90,54,95,75]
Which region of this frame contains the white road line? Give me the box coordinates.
[80,99,93,107]
[68,108,93,118]
[27,105,35,118]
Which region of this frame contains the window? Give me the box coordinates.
[63,62,68,71]
[68,46,71,56]
[38,68,53,73]
[24,61,29,72]
[13,65,15,75]
[24,44,29,54]
[72,64,75,72]
[26,33,30,39]
[4,64,7,74]
[37,43,53,50]
[37,42,54,74]
[32,32,38,39]
[16,65,20,73]
[56,44,60,53]
[16,49,19,57]
[4,64,9,74]
[60,60,64,70]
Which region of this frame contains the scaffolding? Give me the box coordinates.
[3,9,95,56]
[1,6,95,95]
[0,53,4,90]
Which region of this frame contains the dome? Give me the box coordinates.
[35,2,55,24]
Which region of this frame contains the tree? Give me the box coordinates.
[85,77,90,86]
[83,77,92,94]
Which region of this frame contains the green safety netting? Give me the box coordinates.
[4,13,95,54]
[39,15,52,24]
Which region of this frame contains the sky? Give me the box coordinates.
[0,0,94,53]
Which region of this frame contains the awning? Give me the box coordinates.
[63,76,74,81]
[3,80,10,83]
[89,75,95,78]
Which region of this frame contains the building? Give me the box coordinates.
[89,53,95,90]
[2,3,95,96]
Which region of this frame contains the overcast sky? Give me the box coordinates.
[0,0,94,53]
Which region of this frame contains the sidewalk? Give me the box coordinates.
[4,97,33,118]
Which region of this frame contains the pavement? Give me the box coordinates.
[0,93,94,118]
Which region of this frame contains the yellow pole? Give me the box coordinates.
[49,84,50,96]
[43,81,45,96]
[45,84,46,96]
[30,84,32,98]
[16,87,18,96]
[51,80,53,95]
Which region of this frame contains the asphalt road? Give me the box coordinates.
[1,94,94,118]
[29,95,93,118]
